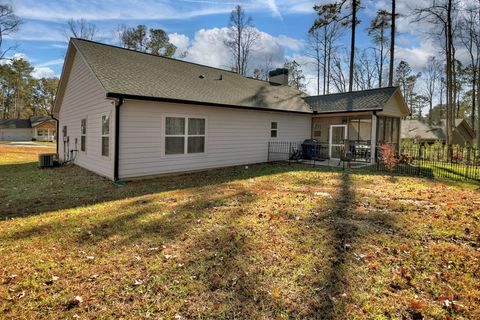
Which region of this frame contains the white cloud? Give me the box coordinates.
[177,27,304,73]
[12,0,251,21]
[265,0,282,18]
[275,35,304,51]
[13,52,29,60]
[32,66,55,79]
[169,33,190,57]
[37,59,64,67]
[183,28,232,69]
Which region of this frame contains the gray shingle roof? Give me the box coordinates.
[30,116,52,127]
[0,119,31,129]
[401,119,470,141]
[72,39,312,113]
[304,87,399,114]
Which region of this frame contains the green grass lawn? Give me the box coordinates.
[1,146,479,319]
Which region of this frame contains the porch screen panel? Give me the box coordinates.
[312,118,330,144]
[348,120,359,141]
[385,118,392,143]
[392,118,399,144]
[358,118,372,142]
[377,117,385,144]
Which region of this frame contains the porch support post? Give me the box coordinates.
[371,113,377,163]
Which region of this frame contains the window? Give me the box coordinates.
[80,118,86,152]
[37,129,46,136]
[270,121,278,138]
[101,115,110,157]
[165,116,205,155]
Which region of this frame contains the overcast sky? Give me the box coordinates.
[5,0,445,95]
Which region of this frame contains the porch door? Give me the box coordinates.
[329,124,347,159]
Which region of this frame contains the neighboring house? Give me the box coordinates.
[0,116,56,141]
[53,39,409,181]
[401,119,475,145]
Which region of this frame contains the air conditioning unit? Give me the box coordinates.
[39,153,58,168]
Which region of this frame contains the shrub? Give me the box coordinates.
[380,143,399,172]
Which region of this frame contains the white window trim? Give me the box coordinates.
[101,113,111,159]
[270,121,278,139]
[162,114,207,158]
[80,117,87,153]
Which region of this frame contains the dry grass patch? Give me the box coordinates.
[0,147,479,319]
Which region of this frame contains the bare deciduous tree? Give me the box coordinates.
[311,0,361,92]
[354,48,376,90]
[65,18,97,40]
[330,49,349,93]
[414,0,459,147]
[224,5,259,76]
[306,22,342,95]
[0,4,21,59]
[423,56,443,122]
[459,2,480,142]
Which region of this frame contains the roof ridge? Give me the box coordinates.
[71,38,273,83]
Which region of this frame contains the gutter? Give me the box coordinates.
[113,98,124,181]
[50,114,59,152]
[106,92,313,115]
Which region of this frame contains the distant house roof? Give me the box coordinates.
[30,116,52,128]
[0,116,54,129]
[64,39,312,114]
[0,119,31,129]
[304,87,400,114]
[401,119,475,142]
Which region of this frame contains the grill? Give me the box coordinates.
[301,139,319,160]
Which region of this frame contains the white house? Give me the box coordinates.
[0,116,56,141]
[53,39,408,181]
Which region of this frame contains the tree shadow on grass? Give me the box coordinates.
[309,170,399,319]
[0,161,310,219]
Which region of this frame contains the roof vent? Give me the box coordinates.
[268,68,288,86]
[199,74,205,79]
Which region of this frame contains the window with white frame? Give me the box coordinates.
[101,114,110,157]
[165,116,205,155]
[270,121,278,138]
[80,118,86,152]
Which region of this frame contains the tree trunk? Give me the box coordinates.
[348,0,357,92]
[477,67,480,145]
[327,45,332,94]
[446,0,454,148]
[388,0,396,86]
[379,24,384,88]
[323,26,327,95]
[471,69,476,134]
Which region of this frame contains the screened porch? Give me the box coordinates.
[311,113,400,162]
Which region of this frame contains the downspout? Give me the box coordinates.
[51,114,59,153]
[114,98,124,181]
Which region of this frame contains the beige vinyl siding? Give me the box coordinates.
[377,92,407,118]
[119,100,311,179]
[58,49,115,179]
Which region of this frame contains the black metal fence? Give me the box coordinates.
[376,144,480,181]
[267,141,480,182]
[267,141,371,164]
